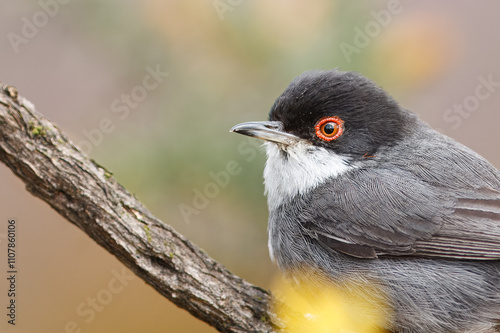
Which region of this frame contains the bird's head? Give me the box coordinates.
[231,69,414,159]
[231,70,417,206]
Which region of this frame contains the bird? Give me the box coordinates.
[230,69,500,333]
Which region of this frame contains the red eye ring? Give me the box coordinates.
[315,116,344,141]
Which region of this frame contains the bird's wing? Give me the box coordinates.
[304,165,500,260]
[413,186,500,259]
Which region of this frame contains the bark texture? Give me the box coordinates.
[0,84,278,333]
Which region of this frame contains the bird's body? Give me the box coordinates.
[231,70,500,332]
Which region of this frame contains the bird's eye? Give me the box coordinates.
[315,117,344,141]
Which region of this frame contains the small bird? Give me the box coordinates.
[231,69,500,333]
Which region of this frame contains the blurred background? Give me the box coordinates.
[0,1,499,332]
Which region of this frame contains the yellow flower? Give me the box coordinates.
[272,268,391,333]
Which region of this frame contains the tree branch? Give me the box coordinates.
[0,84,278,332]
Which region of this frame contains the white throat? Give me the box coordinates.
[263,141,353,211]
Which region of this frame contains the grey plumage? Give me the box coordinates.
[231,69,500,332]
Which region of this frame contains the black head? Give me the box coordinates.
[268,69,414,157]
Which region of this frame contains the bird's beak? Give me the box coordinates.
[230,121,300,145]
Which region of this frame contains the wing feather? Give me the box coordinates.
[304,166,500,260]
